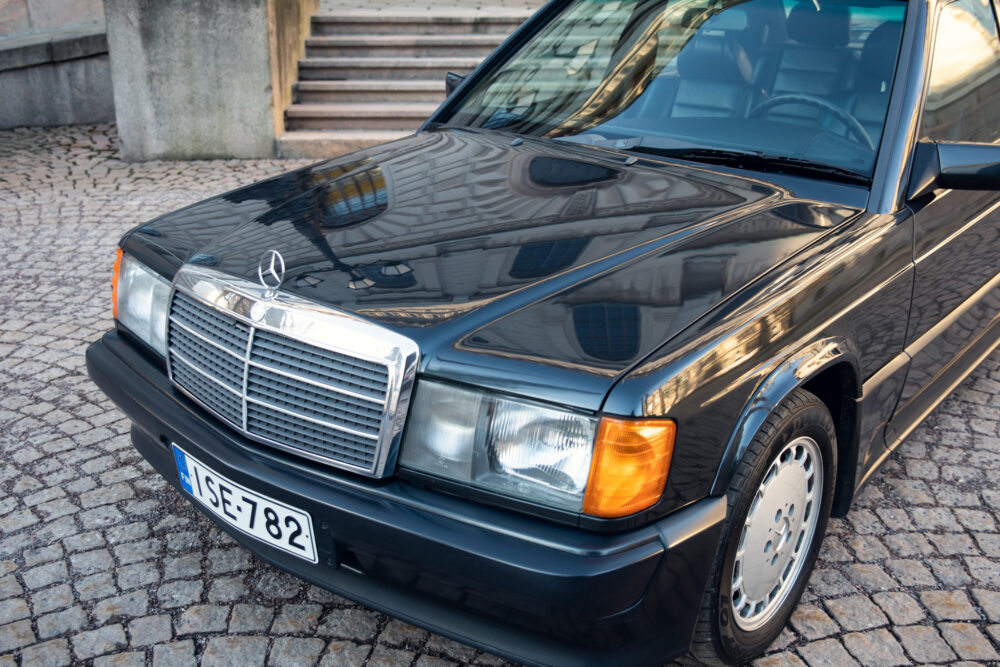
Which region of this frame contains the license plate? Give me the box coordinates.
[172,445,318,563]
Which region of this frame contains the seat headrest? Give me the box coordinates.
[676,32,754,84]
[857,21,903,92]
[787,1,850,48]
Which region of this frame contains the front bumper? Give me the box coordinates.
[86,331,726,667]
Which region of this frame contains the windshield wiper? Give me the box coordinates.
[634,146,869,185]
[593,137,870,185]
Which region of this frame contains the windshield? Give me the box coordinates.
[445,0,907,178]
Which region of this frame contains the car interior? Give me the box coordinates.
[451,0,909,177]
[598,0,908,173]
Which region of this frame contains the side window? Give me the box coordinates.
[922,0,1000,143]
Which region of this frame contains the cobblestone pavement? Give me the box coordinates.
[2,124,1000,666]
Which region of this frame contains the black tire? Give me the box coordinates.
[689,388,837,665]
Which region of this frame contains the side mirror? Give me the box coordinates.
[908,140,1000,199]
[445,72,466,96]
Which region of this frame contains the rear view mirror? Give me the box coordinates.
[445,72,466,96]
[909,140,1000,199]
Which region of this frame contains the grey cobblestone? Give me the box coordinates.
[921,589,979,621]
[789,604,840,640]
[71,624,127,660]
[20,638,72,667]
[0,620,35,653]
[127,615,172,648]
[174,605,230,636]
[93,591,149,625]
[3,123,1000,665]
[230,604,276,634]
[94,652,145,667]
[269,637,327,666]
[201,636,268,667]
[871,592,924,626]
[0,598,29,623]
[320,640,371,666]
[825,595,889,632]
[797,637,859,665]
[940,622,1000,661]
[152,640,196,667]
[841,629,908,666]
[37,607,88,639]
[895,625,957,663]
[32,584,73,615]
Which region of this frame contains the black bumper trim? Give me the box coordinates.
[87,331,726,667]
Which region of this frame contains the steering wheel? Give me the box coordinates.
[749,94,875,151]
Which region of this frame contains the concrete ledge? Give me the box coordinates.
[0,21,107,72]
[0,21,113,129]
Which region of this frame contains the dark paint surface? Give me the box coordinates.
[126,128,860,413]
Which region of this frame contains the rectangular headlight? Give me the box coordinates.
[115,253,171,356]
[399,380,599,511]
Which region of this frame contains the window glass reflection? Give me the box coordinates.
[923,0,1000,143]
[572,303,642,361]
[447,0,907,175]
[510,239,591,279]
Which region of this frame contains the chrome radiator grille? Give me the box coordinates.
[167,288,401,474]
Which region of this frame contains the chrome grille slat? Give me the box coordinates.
[244,395,378,440]
[169,326,244,391]
[252,330,389,399]
[170,317,246,363]
[247,358,385,406]
[170,360,243,425]
[247,367,383,432]
[170,293,249,354]
[247,405,376,467]
[166,288,401,474]
[170,350,243,397]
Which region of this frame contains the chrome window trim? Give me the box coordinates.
[166,265,420,478]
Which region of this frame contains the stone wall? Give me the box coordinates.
[0,0,105,36]
[0,23,114,129]
[105,0,317,160]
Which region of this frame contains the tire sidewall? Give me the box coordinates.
[713,396,837,663]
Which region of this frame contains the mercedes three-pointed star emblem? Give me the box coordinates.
[257,249,286,294]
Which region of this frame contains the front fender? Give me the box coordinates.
[709,337,861,495]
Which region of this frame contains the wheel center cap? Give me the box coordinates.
[776,516,790,543]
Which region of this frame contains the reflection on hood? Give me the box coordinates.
[133,128,857,376]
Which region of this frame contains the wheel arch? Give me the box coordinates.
[710,338,862,517]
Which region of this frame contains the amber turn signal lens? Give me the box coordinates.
[583,417,676,518]
[111,248,123,320]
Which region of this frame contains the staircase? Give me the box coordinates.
[276,9,534,159]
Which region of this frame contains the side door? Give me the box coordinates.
[889,0,1000,435]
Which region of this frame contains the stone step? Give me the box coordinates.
[311,10,531,35]
[294,79,446,103]
[284,102,438,131]
[305,33,505,58]
[298,56,481,81]
[277,129,413,159]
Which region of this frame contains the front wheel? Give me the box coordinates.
[690,388,837,665]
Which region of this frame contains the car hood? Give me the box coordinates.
[127,128,859,410]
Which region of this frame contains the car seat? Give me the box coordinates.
[838,21,903,145]
[755,0,856,126]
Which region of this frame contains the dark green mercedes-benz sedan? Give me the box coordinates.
[87,0,1000,662]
